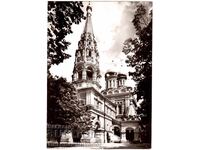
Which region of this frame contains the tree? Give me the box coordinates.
[47,75,93,143]
[123,3,152,143]
[47,2,92,144]
[47,1,84,70]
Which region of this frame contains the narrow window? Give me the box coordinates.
[118,105,122,114]
[78,71,82,80]
[89,51,91,57]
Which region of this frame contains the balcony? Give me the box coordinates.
[76,81,101,91]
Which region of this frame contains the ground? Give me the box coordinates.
[47,142,151,149]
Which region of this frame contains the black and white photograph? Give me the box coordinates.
[47,1,152,149]
[2,0,200,150]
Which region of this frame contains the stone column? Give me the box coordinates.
[127,98,130,107]
[83,48,87,61]
[82,68,86,80]
[74,72,78,81]
[93,71,97,81]
[106,81,108,89]
[87,91,92,105]
[134,127,139,142]
[116,104,119,115]
[122,100,125,115]
[89,129,96,143]
[121,132,126,142]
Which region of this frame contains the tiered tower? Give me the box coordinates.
[71,3,116,143]
[70,3,140,144]
[72,3,101,90]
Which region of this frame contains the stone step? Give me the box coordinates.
[47,142,104,148]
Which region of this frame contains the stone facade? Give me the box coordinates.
[70,3,140,143]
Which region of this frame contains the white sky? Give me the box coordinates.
[50,1,142,89]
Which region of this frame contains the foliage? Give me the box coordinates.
[123,4,152,142]
[47,74,93,141]
[47,2,92,143]
[47,1,84,70]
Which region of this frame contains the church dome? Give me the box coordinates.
[117,73,127,80]
[105,71,118,80]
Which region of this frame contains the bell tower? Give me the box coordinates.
[72,3,101,90]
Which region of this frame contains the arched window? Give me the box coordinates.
[77,66,83,80]
[89,51,91,57]
[102,91,107,95]
[86,49,92,57]
[108,91,112,95]
[118,105,122,114]
[86,67,93,80]
[114,90,119,94]
[121,88,126,93]
[78,71,82,80]
[118,103,122,114]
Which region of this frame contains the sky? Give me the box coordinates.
[50,1,150,89]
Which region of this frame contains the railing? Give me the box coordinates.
[76,82,100,91]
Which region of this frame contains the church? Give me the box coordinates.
[70,3,141,143]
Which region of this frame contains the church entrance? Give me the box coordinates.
[126,128,134,142]
[114,126,121,137]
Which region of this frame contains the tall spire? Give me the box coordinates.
[83,2,93,34]
[72,2,101,90]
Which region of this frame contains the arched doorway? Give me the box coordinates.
[72,128,82,143]
[114,126,121,137]
[78,71,82,80]
[77,66,83,80]
[126,127,134,142]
